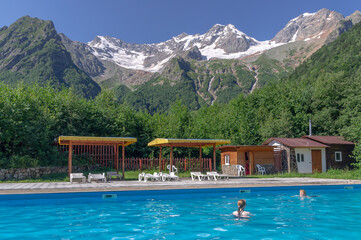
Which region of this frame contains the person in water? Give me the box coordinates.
[299,189,307,197]
[232,199,251,218]
[296,189,318,198]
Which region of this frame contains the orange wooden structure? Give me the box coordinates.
[147,138,231,172]
[218,145,275,175]
[58,136,137,179]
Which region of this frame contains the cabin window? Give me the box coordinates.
[297,153,305,162]
[225,155,230,165]
[335,151,342,162]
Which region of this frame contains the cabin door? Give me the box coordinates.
[311,150,322,173]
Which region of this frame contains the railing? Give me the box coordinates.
[58,145,213,172]
[124,158,213,172]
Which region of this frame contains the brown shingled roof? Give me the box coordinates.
[302,135,354,145]
[217,145,275,152]
[263,138,329,148]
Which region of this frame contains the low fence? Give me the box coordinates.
[58,145,213,172]
[124,158,213,172]
[0,158,213,181]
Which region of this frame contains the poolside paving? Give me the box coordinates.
[0,177,360,194]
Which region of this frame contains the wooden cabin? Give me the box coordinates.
[302,136,355,170]
[263,136,355,173]
[218,145,275,176]
[263,137,328,173]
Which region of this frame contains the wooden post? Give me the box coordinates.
[213,143,216,172]
[115,144,119,174]
[122,143,125,180]
[287,149,291,173]
[170,145,173,173]
[159,146,162,172]
[199,146,202,172]
[68,143,73,177]
[249,152,254,175]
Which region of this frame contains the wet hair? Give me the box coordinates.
[300,189,306,196]
[238,199,246,208]
[237,199,246,217]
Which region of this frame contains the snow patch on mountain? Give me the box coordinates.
[88,23,277,72]
[200,41,284,60]
[88,9,338,73]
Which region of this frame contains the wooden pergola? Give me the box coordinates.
[148,138,231,172]
[58,136,137,179]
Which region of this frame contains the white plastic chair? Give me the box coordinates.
[236,165,246,176]
[138,172,145,181]
[70,173,86,183]
[166,165,178,173]
[256,164,266,175]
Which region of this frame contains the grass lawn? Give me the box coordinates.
[1,168,361,183]
[250,168,361,180]
[0,169,194,183]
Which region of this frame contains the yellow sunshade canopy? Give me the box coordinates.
[148,138,231,147]
[58,136,137,146]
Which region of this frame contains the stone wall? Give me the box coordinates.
[0,165,97,181]
[222,165,238,176]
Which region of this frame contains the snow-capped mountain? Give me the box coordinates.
[87,8,349,73]
[88,24,284,72]
[272,8,344,43]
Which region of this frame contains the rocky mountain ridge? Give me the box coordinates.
[1,8,361,112]
[0,16,101,98]
[87,8,359,74]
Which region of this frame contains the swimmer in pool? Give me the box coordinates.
[232,199,251,218]
[299,189,307,197]
[294,189,317,198]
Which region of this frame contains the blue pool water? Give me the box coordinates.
[1,185,361,239]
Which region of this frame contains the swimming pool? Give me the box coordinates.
[0,185,360,239]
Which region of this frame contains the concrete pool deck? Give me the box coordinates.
[0,177,360,194]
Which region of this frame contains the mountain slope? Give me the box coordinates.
[101,9,360,112]
[249,20,361,139]
[87,9,353,75]
[0,16,101,98]
[2,9,361,111]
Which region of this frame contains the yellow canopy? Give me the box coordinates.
[58,136,137,146]
[148,138,231,147]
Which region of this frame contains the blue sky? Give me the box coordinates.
[0,0,359,44]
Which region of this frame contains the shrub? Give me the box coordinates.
[9,155,38,168]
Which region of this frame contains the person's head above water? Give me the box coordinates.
[237,199,246,211]
[300,189,307,197]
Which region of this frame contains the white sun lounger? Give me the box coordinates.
[161,172,179,181]
[138,172,161,182]
[191,172,207,181]
[70,173,86,183]
[206,172,229,181]
[88,173,106,183]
